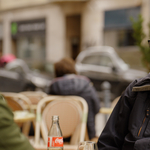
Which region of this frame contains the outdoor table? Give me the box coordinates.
[34,145,78,150]
[14,110,35,123]
[13,110,35,136]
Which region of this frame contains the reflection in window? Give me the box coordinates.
[17,36,45,70]
[104,6,140,47]
[99,55,113,67]
[82,55,100,65]
[82,54,113,67]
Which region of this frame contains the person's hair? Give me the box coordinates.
[54,57,77,77]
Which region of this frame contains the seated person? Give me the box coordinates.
[97,73,150,150]
[49,57,100,141]
[0,94,34,150]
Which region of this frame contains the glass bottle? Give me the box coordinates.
[47,115,63,150]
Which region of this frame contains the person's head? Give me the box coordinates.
[54,57,77,77]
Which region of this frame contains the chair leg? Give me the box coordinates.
[85,127,89,141]
[22,121,31,137]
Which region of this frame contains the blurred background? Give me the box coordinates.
[0,0,149,98]
[0,0,150,138]
[0,0,149,71]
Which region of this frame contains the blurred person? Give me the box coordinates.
[97,72,150,150]
[49,57,100,141]
[0,94,34,150]
[0,54,16,67]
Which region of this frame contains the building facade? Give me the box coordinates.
[0,0,149,70]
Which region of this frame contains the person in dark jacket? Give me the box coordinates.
[49,57,100,141]
[97,73,150,150]
[0,94,34,150]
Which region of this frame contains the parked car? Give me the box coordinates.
[75,46,147,100]
[0,59,52,93]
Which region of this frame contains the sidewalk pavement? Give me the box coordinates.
[95,113,110,137]
[95,100,113,137]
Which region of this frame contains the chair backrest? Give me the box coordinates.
[3,95,25,111]
[20,91,48,104]
[34,95,88,147]
[43,100,82,138]
[1,92,33,128]
[1,92,32,111]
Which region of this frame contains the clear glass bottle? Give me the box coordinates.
[47,115,63,150]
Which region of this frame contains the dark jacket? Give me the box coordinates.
[0,94,34,150]
[98,73,150,150]
[49,74,100,139]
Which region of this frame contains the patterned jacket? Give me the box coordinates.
[49,74,100,139]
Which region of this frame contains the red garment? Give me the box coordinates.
[0,54,16,67]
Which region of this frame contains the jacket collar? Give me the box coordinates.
[132,85,150,92]
[132,73,150,92]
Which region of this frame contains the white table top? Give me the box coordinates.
[13,110,35,123]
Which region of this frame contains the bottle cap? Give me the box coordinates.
[52,115,59,121]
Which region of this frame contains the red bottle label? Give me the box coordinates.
[48,137,63,147]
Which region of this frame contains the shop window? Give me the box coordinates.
[11,19,46,70]
[16,36,45,70]
[118,29,135,46]
[104,7,140,47]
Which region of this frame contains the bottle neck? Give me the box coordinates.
[48,118,62,136]
[52,120,59,124]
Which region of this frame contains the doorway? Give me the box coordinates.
[66,15,81,60]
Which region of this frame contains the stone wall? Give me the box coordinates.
[116,47,147,72]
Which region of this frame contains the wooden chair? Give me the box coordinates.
[20,91,48,105]
[33,95,88,149]
[1,92,32,111]
[1,92,33,136]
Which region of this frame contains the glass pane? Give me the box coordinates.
[105,6,140,29]
[16,36,45,70]
[81,55,100,65]
[99,55,113,67]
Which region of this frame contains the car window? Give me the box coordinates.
[81,55,100,65]
[81,54,113,67]
[99,55,113,67]
[7,66,24,73]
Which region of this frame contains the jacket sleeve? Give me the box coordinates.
[0,95,35,150]
[97,80,137,150]
[90,85,100,114]
[86,84,101,140]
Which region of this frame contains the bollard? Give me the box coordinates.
[101,81,111,122]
